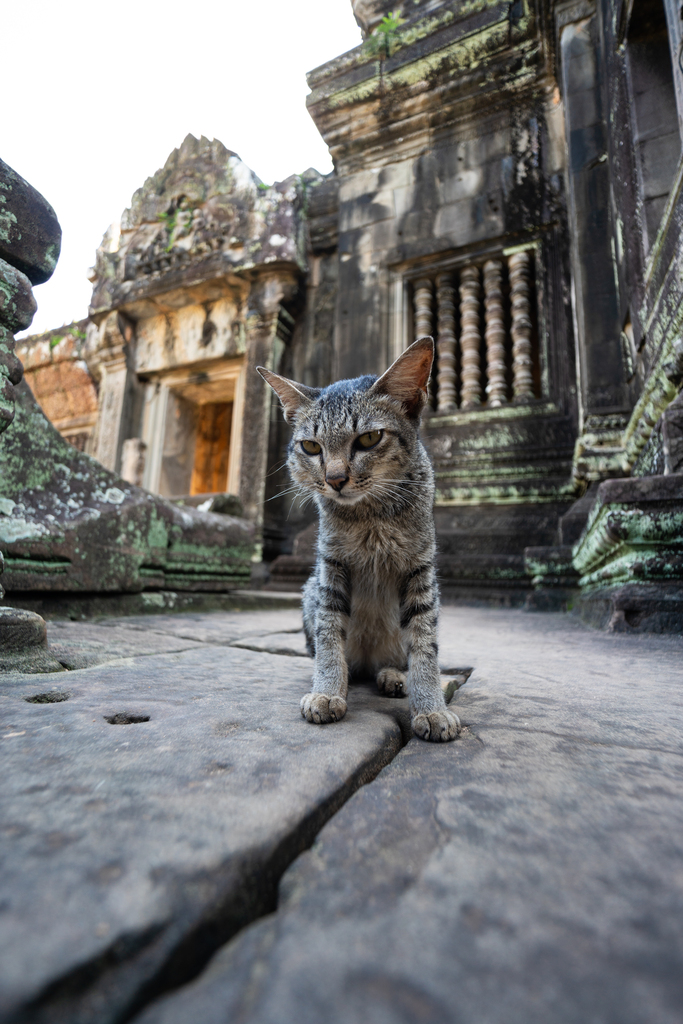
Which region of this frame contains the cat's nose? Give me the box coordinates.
[325,471,349,492]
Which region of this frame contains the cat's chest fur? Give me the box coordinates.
[325,516,416,674]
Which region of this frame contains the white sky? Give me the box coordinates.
[5,0,362,336]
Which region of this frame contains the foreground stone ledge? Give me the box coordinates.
[0,644,404,1024]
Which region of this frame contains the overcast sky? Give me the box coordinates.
[5,0,362,336]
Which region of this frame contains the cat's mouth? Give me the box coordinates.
[324,485,365,505]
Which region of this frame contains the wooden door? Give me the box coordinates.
[190,402,232,495]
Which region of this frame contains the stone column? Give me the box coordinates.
[483,259,507,407]
[414,277,435,405]
[459,265,482,408]
[413,278,434,340]
[436,273,457,412]
[86,313,133,474]
[559,11,629,472]
[508,252,535,400]
[239,272,299,544]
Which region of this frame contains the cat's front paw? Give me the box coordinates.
[411,709,460,742]
[300,693,347,724]
[376,667,407,698]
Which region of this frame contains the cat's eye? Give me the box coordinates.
[301,439,322,456]
[356,430,383,450]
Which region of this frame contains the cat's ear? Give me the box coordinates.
[370,336,434,419]
[256,367,320,423]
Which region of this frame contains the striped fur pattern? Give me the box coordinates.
[258,338,459,742]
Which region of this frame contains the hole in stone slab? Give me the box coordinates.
[24,691,71,704]
[104,713,151,725]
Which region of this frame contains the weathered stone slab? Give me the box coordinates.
[231,631,309,658]
[44,620,208,670]
[136,607,683,1024]
[0,643,403,1024]
[104,609,303,644]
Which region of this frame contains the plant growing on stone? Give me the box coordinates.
[364,10,405,59]
[158,209,180,253]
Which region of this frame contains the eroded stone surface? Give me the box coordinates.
[231,631,309,658]
[135,607,683,1024]
[0,634,403,1024]
[0,607,64,673]
[39,612,306,669]
[45,620,208,670]
[101,608,304,644]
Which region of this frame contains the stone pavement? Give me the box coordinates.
[1,606,682,1024]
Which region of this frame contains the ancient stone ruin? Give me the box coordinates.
[4,0,683,631]
[0,156,254,634]
[1,3,683,1021]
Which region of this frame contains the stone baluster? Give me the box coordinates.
[459,265,482,408]
[413,277,434,339]
[483,259,507,407]
[508,251,535,400]
[436,272,457,412]
[413,277,435,403]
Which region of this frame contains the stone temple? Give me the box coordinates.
[4,0,683,630]
[1,3,683,1021]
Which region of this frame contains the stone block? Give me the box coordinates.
[0,383,254,596]
[0,157,61,285]
[0,641,404,1022]
[0,259,37,332]
[0,607,65,673]
[573,474,683,631]
[338,191,395,232]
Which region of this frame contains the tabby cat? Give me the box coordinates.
[257,336,460,742]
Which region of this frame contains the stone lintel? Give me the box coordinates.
[90,259,301,324]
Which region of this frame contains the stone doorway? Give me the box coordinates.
[141,356,245,499]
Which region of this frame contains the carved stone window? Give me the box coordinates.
[406,246,541,413]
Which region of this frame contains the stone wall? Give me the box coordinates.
[16,320,97,451]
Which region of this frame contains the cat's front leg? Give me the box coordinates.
[400,565,460,742]
[301,557,350,725]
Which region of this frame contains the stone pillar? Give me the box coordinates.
[559,12,629,472]
[413,278,434,340]
[239,272,298,543]
[121,438,147,486]
[436,273,457,412]
[483,259,507,407]
[87,313,133,474]
[459,265,482,408]
[414,277,435,405]
[508,252,535,400]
